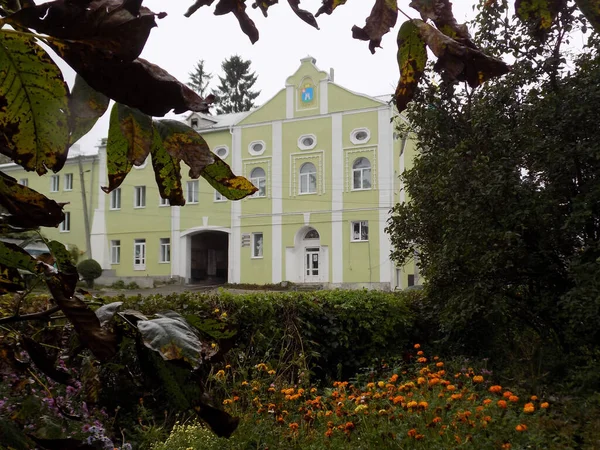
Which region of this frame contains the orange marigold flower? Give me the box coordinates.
[433,416,442,423]
[523,403,535,413]
[289,422,299,431]
[233,396,240,402]
[530,395,538,401]
[489,385,503,394]
[223,399,232,405]
[516,424,528,432]
[325,410,333,416]
[429,378,440,386]
[436,362,444,367]
[417,377,426,385]
[392,395,404,404]
[389,373,399,383]
[325,429,333,438]
[268,370,276,375]
[541,402,549,409]
[407,401,418,408]
[414,344,421,349]
[418,401,429,409]
[509,395,519,403]
[483,398,492,405]
[277,416,284,423]
[503,391,513,398]
[407,428,418,438]
[344,422,355,431]
[483,415,492,422]
[451,393,463,400]
[417,357,428,363]
[501,444,512,449]
[446,385,456,391]
[268,387,275,392]
[415,434,425,440]
[417,350,424,356]
[472,375,484,383]
[310,387,317,394]
[367,382,375,389]
[497,400,508,409]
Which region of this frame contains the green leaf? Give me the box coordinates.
[395,20,428,113]
[352,0,398,54]
[0,30,69,175]
[137,311,216,369]
[0,171,65,229]
[0,261,25,294]
[515,0,565,38]
[150,124,185,206]
[102,103,153,193]
[47,240,78,297]
[575,0,600,33]
[201,158,259,200]
[68,75,110,146]
[0,240,39,274]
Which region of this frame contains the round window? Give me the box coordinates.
[252,142,264,152]
[249,140,266,155]
[216,147,227,157]
[351,128,371,145]
[355,131,368,141]
[302,137,314,147]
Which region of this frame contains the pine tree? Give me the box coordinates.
[213,55,260,114]
[187,59,212,98]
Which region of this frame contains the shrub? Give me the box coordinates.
[111,280,126,289]
[77,259,103,287]
[126,281,140,290]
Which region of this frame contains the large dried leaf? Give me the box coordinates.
[150,124,185,206]
[414,19,510,87]
[352,0,398,54]
[315,0,347,17]
[185,0,217,17]
[214,0,259,43]
[515,0,565,38]
[57,56,212,117]
[0,261,24,293]
[47,240,78,298]
[287,0,319,29]
[101,103,153,193]
[68,75,110,146]
[21,336,74,385]
[252,0,278,16]
[0,30,69,175]
[5,0,163,63]
[395,20,428,113]
[575,0,600,33]
[94,301,123,327]
[137,311,215,369]
[0,172,65,229]
[409,0,475,45]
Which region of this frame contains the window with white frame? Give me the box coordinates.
[110,240,121,264]
[64,173,73,191]
[250,167,266,198]
[186,180,199,203]
[19,178,28,187]
[59,212,71,232]
[298,134,317,150]
[252,232,263,258]
[134,186,146,208]
[159,238,171,263]
[50,175,59,192]
[299,162,317,194]
[248,140,266,156]
[214,190,226,202]
[159,197,170,206]
[134,239,146,270]
[350,128,371,145]
[110,188,121,210]
[351,221,369,242]
[214,146,229,159]
[352,157,372,190]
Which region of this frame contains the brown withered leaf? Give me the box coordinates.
[47,240,78,298]
[150,123,185,206]
[252,0,278,16]
[214,0,259,43]
[194,393,240,438]
[413,19,510,87]
[0,171,65,229]
[315,0,348,17]
[352,0,398,54]
[68,75,110,146]
[0,261,25,293]
[395,20,427,113]
[288,0,319,29]
[409,0,475,46]
[5,0,164,63]
[185,0,217,17]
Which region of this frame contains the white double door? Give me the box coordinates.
[304,247,321,282]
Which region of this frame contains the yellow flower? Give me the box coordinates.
[378,381,385,388]
[354,404,367,413]
[242,381,249,386]
[268,370,276,375]
[211,343,217,349]
[223,399,232,405]
[225,364,231,369]
[418,401,428,409]
[472,375,484,383]
[214,308,220,314]
[220,312,228,319]
[407,400,418,408]
[417,377,426,385]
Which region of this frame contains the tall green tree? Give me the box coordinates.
[386,3,600,373]
[212,55,260,114]
[187,59,213,98]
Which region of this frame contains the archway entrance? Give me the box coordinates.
[285,226,329,284]
[189,231,228,284]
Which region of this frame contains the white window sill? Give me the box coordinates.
[351,187,372,192]
[159,261,170,264]
[298,191,317,196]
[134,267,146,271]
[134,206,146,209]
[110,207,121,211]
[351,239,369,243]
[251,256,264,259]
[111,262,120,265]
[59,230,70,233]
[64,189,72,192]
[213,200,227,203]
[187,201,199,204]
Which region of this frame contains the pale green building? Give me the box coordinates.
[1,57,418,289]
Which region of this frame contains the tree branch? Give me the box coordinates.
[0,305,61,325]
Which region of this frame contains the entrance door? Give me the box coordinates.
[305,247,320,282]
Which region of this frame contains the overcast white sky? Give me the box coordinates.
[72,1,478,154]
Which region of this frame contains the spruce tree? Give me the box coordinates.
[187,59,212,98]
[213,55,260,114]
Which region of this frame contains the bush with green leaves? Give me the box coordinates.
[77,258,103,287]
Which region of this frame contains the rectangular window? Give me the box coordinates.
[50,175,59,192]
[214,190,226,202]
[59,212,70,232]
[110,240,121,264]
[159,238,171,263]
[19,178,28,187]
[134,186,146,208]
[159,197,170,206]
[252,232,263,258]
[64,173,73,191]
[110,188,121,210]
[186,180,199,203]
[351,221,369,242]
[134,239,146,270]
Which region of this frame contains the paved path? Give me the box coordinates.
[92,283,225,298]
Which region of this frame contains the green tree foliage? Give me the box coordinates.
[188,59,213,98]
[212,55,260,114]
[76,258,102,287]
[386,3,599,377]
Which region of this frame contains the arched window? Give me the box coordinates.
[352,157,372,190]
[304,229,319,239]
[250,167,266,197]
[299,162,317,194]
